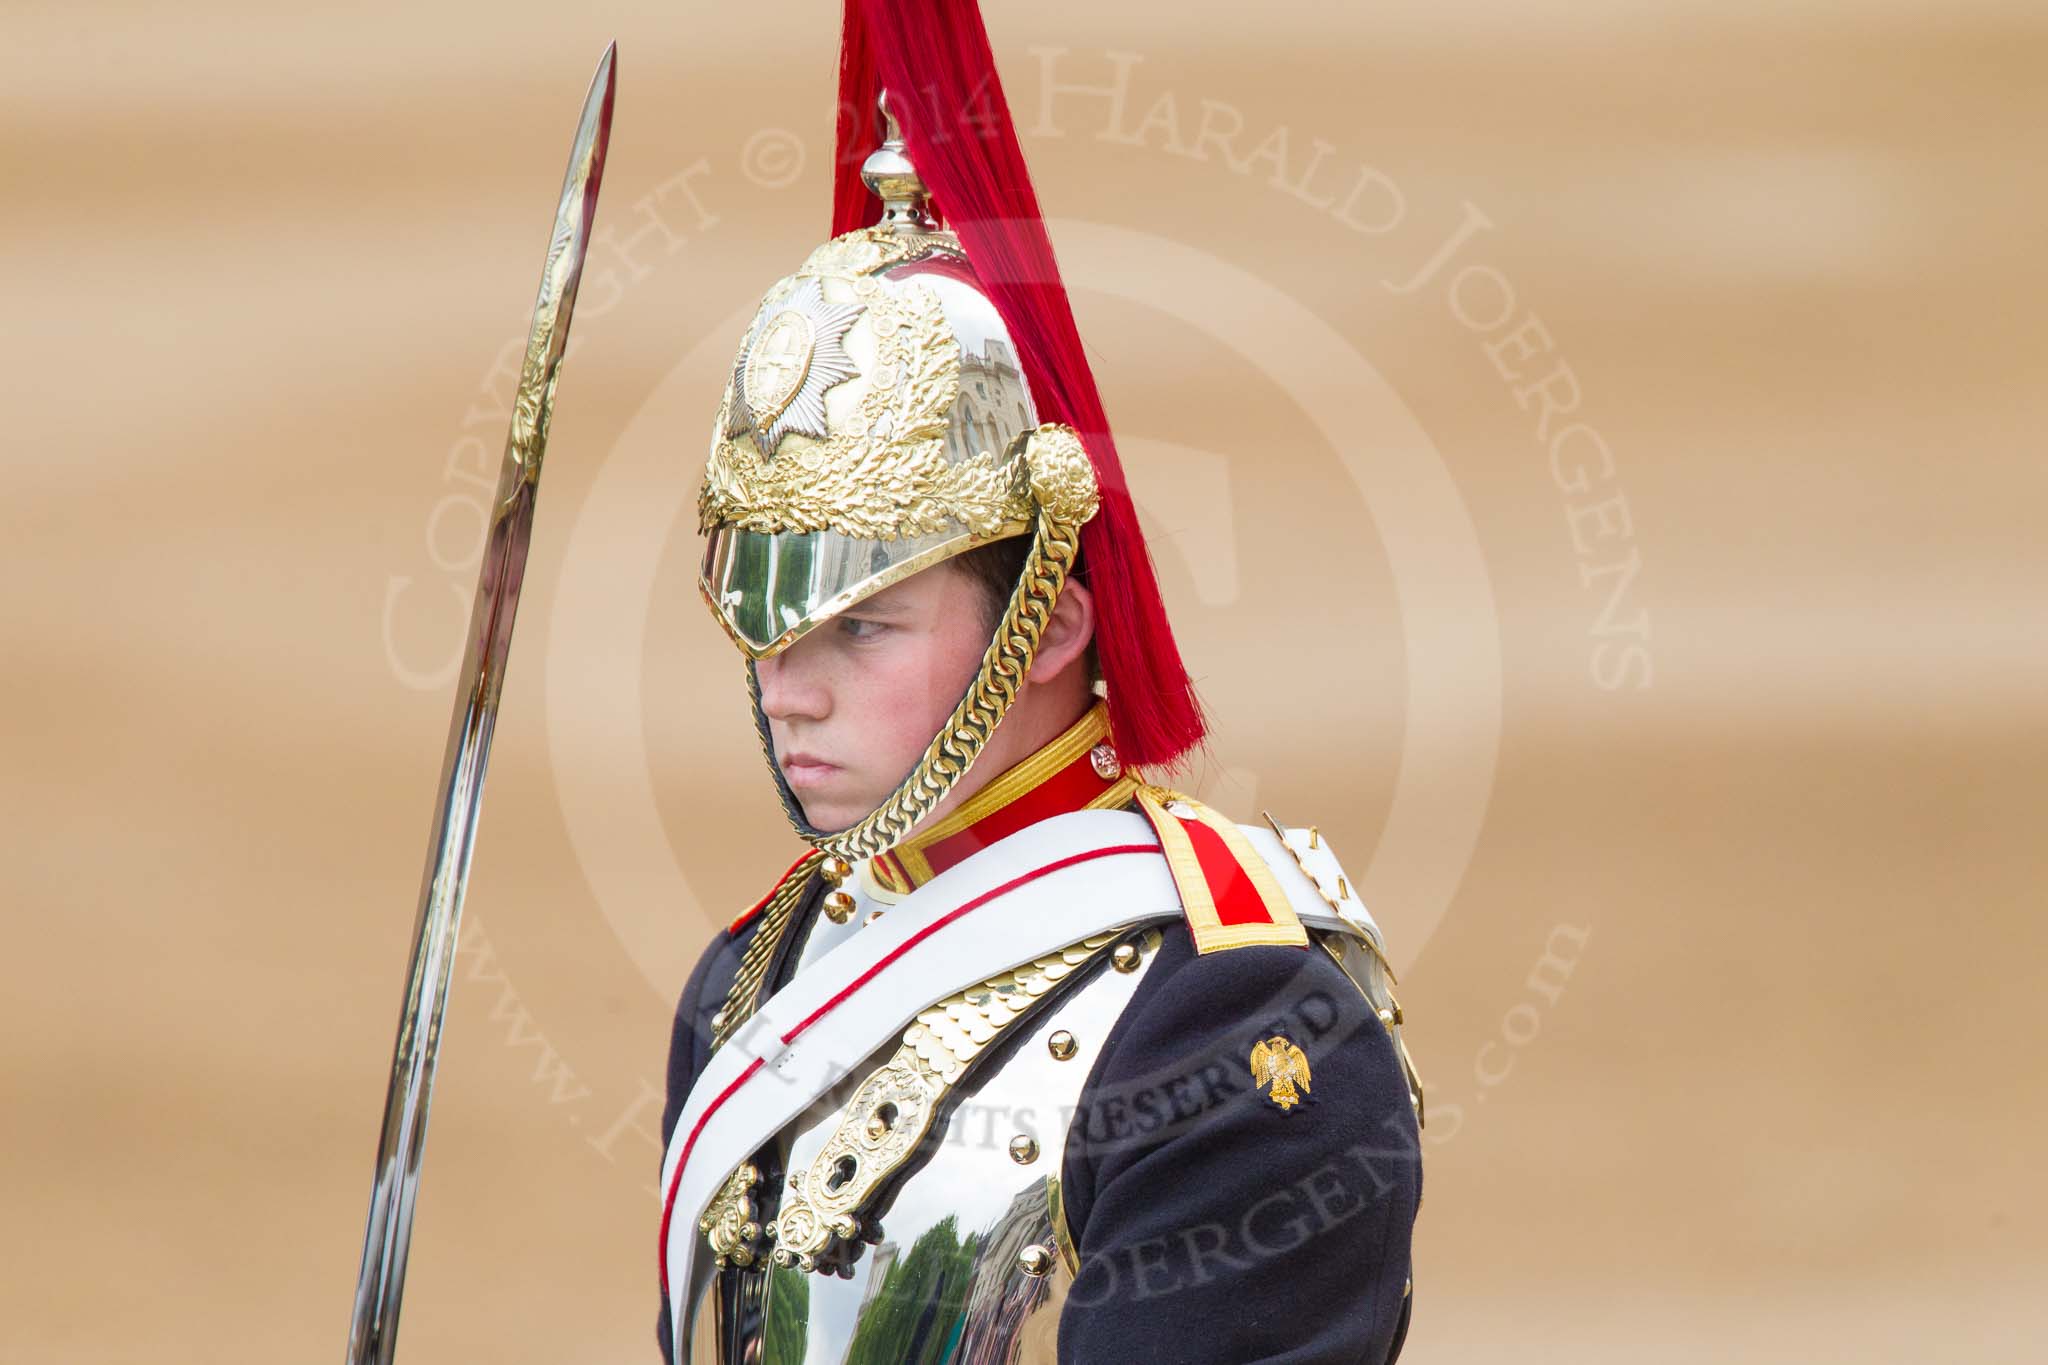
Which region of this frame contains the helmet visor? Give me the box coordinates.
[700,521,1025,658]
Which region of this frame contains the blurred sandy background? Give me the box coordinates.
[4,1,2043,1360]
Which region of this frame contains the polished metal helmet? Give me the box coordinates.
[697,102,1101,860]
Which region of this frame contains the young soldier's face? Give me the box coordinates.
[754,560,994,832]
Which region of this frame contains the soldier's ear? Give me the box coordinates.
[1030,579,1096,687]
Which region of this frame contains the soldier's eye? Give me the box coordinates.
[839,616,889,642]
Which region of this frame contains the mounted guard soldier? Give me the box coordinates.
[657,3,1423,1360]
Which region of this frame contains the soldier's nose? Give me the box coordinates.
[756,647,829,723]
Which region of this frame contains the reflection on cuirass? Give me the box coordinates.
[685,929,1164,1365]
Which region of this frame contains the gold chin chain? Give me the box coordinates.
[708,849,827,1055]
[750,424,1101,864]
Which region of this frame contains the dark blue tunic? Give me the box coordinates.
[656,881,1420,1364]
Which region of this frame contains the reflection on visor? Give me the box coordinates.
[702,524,1025,657]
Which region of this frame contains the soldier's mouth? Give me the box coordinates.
[780,753,841,789]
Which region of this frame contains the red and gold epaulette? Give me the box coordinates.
[1134,786,1309,955]
[726,852,816,937]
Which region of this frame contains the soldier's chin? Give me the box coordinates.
[793,793,861,836]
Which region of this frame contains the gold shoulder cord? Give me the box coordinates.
[708,850,827,1055]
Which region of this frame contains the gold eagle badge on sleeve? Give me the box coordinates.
[1250,1034,1312,1112]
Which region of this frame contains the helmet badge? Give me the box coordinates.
[730,276,864,457]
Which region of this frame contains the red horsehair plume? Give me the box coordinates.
[829,0,1207,769]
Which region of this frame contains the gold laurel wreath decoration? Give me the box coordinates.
[698,268,1034,541]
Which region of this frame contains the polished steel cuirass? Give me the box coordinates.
[682,925,1167,1365]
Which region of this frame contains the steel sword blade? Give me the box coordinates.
[344,43,616,1365]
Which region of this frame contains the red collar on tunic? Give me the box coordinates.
[870,700,1139,894]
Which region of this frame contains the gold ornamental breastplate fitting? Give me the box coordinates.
[699,928,1138,1276]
